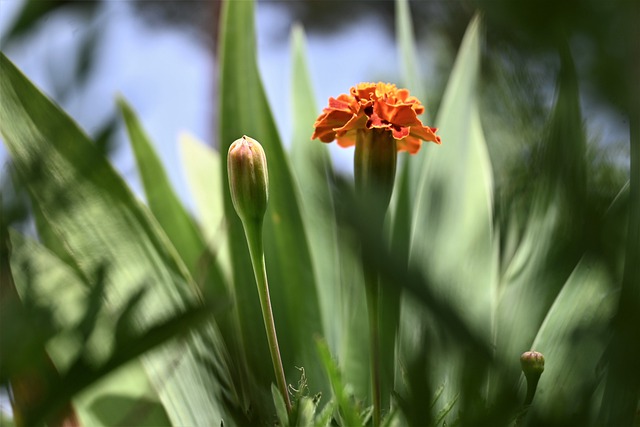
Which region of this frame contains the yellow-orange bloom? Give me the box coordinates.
[311,82,441,154]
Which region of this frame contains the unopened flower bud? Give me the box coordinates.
[228,135,269,224]
[520,350,545,377]
[520,350,545,405]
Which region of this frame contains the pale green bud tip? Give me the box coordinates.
[227,135,269,223]
[520,350,545,378]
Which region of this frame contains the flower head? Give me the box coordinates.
[312,82,441,154]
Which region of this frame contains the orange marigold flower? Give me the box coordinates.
[311,82,441,154]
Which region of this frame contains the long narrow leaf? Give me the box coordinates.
[178,132,231,283]
[118,98,227,297]
[410,15,494,333]
[289,23,344,362]
[494,48,589,370]
[0,52,230,426]
[406,15,495,422]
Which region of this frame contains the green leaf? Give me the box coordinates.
[598,60,640,421]
[395,0,424,99]
[178,132,232,282]
[0,414,15,427]
[0,52,230,426]
[218,0,326,402]
[528,255,616,420]
[118,97,226,295]
[411,14,494,332]
[407,14,495,422]
[271,383,289,427]
[494,48,589,372]
[314,398,336,427]
[288,25,373,402]
[9,231,172,427]
[288,23,345,360]
[316,339,363,427]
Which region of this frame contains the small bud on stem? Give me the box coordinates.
[228,135,269,224]
[520,350,545,405]
[227,135,291,413]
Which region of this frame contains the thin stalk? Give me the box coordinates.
[523,376,540,406]
[242,219,292,414]
[363,260,382,427]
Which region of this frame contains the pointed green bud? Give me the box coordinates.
[520,350,545,405]
[228,135,269,224]
[520,350,545,377]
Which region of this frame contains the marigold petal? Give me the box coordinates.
[352,83,377,101]
[409,124,442,144]
[396,136,423,154]
[374,102,421,127]
[391,126,410,140]
[395,88,410,102]
[334,110,368,136]
[312,108,357,142]
[411,103,425,115]
[336,132,357,148]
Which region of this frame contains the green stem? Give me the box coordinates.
[242,219,292,414]
[363,260,382,427]
[523,375,540,406]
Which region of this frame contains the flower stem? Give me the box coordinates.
[242,219,291,414]
[363,264,382,427]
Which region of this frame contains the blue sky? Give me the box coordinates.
[0,0,404,212]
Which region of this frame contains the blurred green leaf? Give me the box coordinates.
[407,14,495,421]
[494,48,589,372]
[316,338,363,427]
[395,0,424,101]
[271,383,289,426]
[526,255,616,424]
[119,99,229,305]
[2,0,75,41]
[0,412,15,427]
[314,398,335,427]
[218,0,326,404]
[288,24,371,402]
[386,0,429,409]
[0,52,230,425]
[599,103,640,425]
[178,132,231,282]
[289,23,341,356]
[411,14,494,333]
[9,232,172,426]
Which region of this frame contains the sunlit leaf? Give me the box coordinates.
[178,132,231,283]
[9,232,172,427]
[0,52,230,426]
[118,98,228,298]
[289,23,341,355]
[407,14,495,421]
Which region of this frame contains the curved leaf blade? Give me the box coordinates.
[0,52,229,426]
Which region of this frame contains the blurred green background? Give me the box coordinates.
[1,0,638,426]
